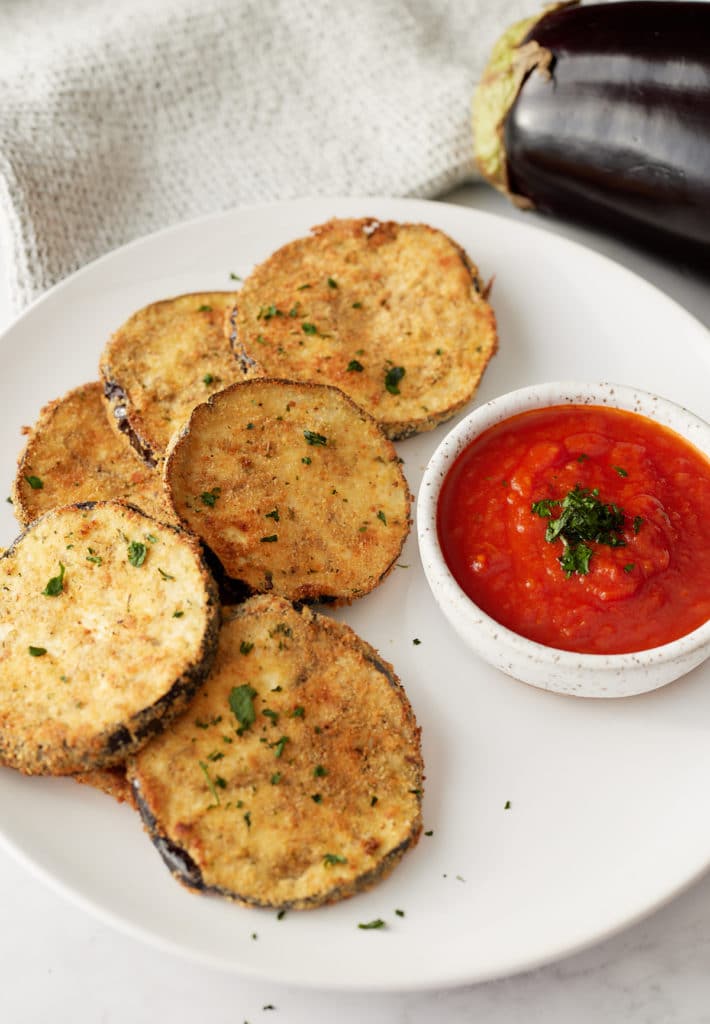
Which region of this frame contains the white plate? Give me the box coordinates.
[1,198,709,992]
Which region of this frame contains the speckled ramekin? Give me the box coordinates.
[417,381,710,698]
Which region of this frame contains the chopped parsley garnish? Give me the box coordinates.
[424,829,433,836]
[412,638,421,646]
[25,475,43,490]
[613,465,628,477]
[327,277,338,289]
[303,430,327,446]
[197,304,212,312]
[28,646,47,657]
[270,772,282,785]
[633,516,643,534]
[157,567,175,581]
[263,708,279,723]
[347,359,364,372]
[239,640,254,655]
[229,684,257,734]
[200,488,221,507]
[302,322,318,335]
[198,760,220,806]
[260,534,278,543]
[290,705,304,718]
[384,366,405,395]
[86,549,102,565]
[173,610,184,618]
[531,484,627,577]
[297,282,311,290]
[376,510,387,525]
[301,456,312,465]
[202,373,215,385]
[314,764,327,777]
[504,800,511,810]
[358,919,385,930]
[229,272,242,281]
[272,735,289,758]
[323,853,347,867]
[395,909,405,917]
[311,793,322,803]
[624,562,635,574]
[264,508,280,521]
[146,533,158,543]
[127,540,147,567]
[42,563,65,597]
[244,811,252,828]
[257,304,283,321]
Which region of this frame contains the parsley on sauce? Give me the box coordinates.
[531,485,632,578]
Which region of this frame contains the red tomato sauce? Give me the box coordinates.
[437,404,710,654]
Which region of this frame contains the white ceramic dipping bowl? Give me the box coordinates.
[417,381,710,698]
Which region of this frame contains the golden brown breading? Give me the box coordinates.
[228,218,498,439]
[0,501,219,776]
[128,594,423,909]
[164,379,411,604]
[74,766,136,807]
[12,382,174,527]
[100,292,260,465]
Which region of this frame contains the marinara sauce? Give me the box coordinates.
[437,404,710,654]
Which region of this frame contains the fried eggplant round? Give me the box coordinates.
[100,292,259,465]
[12,382,174,527]
[128,594,423,910]
[0,501,219,776]
[164,379,411,604]
[228,217,498,439]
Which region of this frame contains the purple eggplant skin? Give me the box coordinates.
[503,1,710,261]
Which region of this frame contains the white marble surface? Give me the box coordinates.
[1,184,710,1023]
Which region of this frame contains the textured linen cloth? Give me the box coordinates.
[0,0,532,312]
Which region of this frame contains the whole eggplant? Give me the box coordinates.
[473,1,710,262]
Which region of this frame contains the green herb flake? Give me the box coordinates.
[559,541,593,578]
[239,640,254,655]
[270,772,282,785]
[395,909,405,917]
[290,705,305,718]
[28,646,47,657]
[412,638,421,646]
[302,322,318,335]
[304,429,327,447]
[323,853,347,867]
[347,359,364,372]
[146,533,158,544]
[244,811,252,828]
[200,488,221,507]
[173,610,184,618]
[229,684,257,734]
[370,796,378,807]
[504,800,511,810]
[257,304,283,321]
[202,373,215,385]
[311,793,322,803]
[263,708,279,724]
[197,304,213,312]
[215,776,227,789]
[577,453,589,462]
[327,277,338,289]
[314,764,327,777]
[277,910,286,920]
[424,829,433,836]
[5,496,12,504]
[264,508,280,522]
[358,919,385,930]
[25,475,44,490]
[301,456,312,465]
[272,735,289,758]
[198,760,220,806]
[229,272,242,281]
[157,568,175,581]
[297,283,311,291]
[623,562,635,574]
[384,366,405,395]
[633,516,643,534]
[260,534,278,543]
[42,562,65,597]
[376,510,387,525]
[127,540,147,567]
[86,547,102,565]
[613,465,628,477]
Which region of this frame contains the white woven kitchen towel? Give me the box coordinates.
[0,0,532,312]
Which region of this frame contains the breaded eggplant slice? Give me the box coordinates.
[12,382,174,527]
[0,501,219,776]
[74,766,136,807]
[164,379,411,603]
[128,594,423,910]
[229,217,498,439]
[100,292,259,465]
